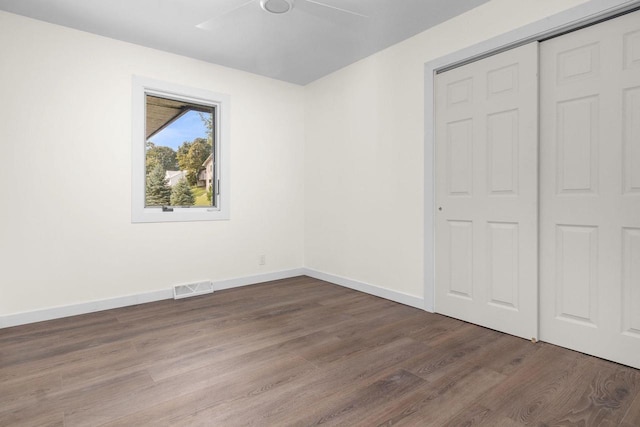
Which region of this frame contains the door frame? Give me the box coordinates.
[424,0,640,312]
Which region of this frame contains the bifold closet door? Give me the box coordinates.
[435,42,539,341]
[539,9,640,369]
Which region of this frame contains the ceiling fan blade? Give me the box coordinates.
[196,0,257,31]
[301,0,368,18]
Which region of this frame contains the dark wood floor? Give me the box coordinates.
[1,276,639,426]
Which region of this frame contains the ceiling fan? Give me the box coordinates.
[197,0,368,30]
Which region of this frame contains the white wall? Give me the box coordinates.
[304,0,589,301]
[0,11,305,317]
[0,0,594,322]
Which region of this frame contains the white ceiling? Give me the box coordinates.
[0,0,489,85]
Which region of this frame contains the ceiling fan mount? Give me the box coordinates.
[197,0,368,31]
[260,0,293,14]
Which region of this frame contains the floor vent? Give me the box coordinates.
[173,281,214,300]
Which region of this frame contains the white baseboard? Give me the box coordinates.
[0,268,422,328]
[303,268,424,310]
[214,268,305,290]
[0,289,174,329]
[0,268,306,329]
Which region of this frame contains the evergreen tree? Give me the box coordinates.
[145,164,171,206]
[170,177,195,206]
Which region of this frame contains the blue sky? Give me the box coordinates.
[148,110,209,151]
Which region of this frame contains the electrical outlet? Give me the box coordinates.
[259,254,266,265]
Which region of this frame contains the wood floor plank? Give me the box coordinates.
[462,343,595,425]
[401,323,503,382]
[539,361,640,426]
[0,404,65,427]
[1,276,638,426]
[622,391,640,427]
[441,403,493,426]
[103,355,318,426]
[184,338,431,426]
[368,365,507,426]
[0,371,62,414]
[299,369,428,426]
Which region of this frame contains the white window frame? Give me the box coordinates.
[131,76,230,223]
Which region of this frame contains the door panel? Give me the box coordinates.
[623,87,640,193]
[540,9,640,369]
[622,227,640,337]
[487,221,519,309]
[435,42,539,340]
[554,225,598,326]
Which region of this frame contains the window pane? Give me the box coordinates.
[144,95,215,208]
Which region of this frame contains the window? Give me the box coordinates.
[132,76,229,222]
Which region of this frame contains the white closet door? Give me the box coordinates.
[540,10,640,369]
[435,42,539,340]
